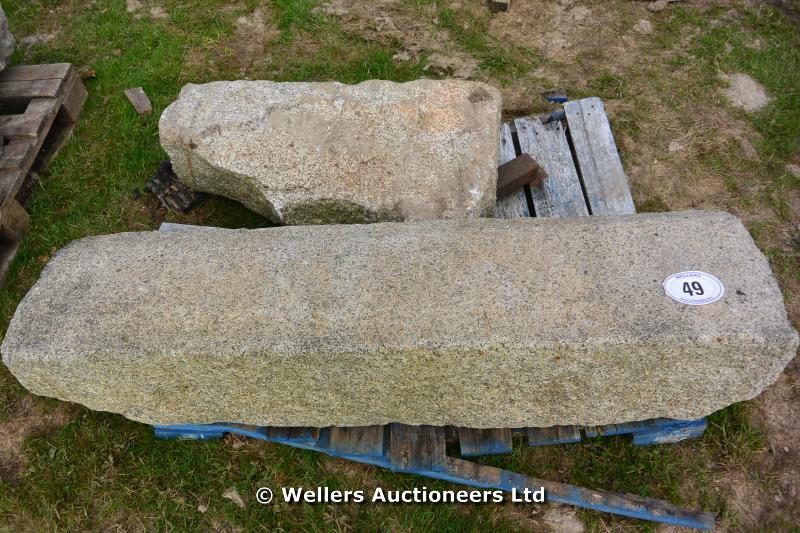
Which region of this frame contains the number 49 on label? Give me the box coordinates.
[664,271,724,306]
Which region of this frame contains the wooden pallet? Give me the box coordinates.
[154,97,714,530]
[0,63,87,283]
[156,422,712,529]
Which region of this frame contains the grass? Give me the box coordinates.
[0,0,798,531]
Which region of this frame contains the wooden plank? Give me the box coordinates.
[527,425,581,446]
[0,98,60,139]
[565,97,636,216]
[329,426,384,457]
[289,427,321,441]
[58,70,87,124]
[0,113,45,139]
[0,64,71,83]
[0,169,23,209]
[0,79,62,100]
[0,199,29,285]
[495,122,529,218]
[0,198,29,242]
[458,428,513,457]
[497,154,547,200]
[514,116,588,218]
[557,425,582,444]
[265,426,294,440]
[0,140,36,170]
[443,457,715,530]
[388,424,446,471]
[29,76,86,173]
[527,426,559,445]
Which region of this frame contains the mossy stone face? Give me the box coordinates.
[283,199,401,225]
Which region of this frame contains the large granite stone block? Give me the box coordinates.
[2,212,797,428]
[159,79,501,225]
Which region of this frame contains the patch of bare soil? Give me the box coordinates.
[0,394,74,482]
[184,2,279,77]
[126,0,170,21]
[541,505,585,532]
[720,72,773,112]
[489,0,641,74]
[751,359,800,523]
[313,0,479,78]
[230,7,279,69]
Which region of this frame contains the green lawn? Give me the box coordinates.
[1,1,798,531]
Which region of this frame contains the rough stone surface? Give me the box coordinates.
[159,79,501,224]
[2,212,798,428]
[0,5,14,71]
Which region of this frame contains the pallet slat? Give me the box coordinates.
[494,122,529,218]
[443,457,714,530]
[458,427,513,457]
[329,426,384,458]
[0,140,36,170]
[0,98,60,139]
[565,97,636,216]
[388,424,446,471]
[0,78,62,100]
[0,63,72,83]
[514,117,588,218]
[58,69,88,124]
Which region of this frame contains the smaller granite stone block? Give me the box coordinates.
[2,212,797,428]
[159,79,501,225]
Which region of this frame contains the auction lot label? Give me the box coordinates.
[663,271,724,305]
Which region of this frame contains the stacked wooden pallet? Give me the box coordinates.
[0,63,87,282]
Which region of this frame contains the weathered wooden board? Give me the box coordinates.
[0,98,60,139]
[329,426,384,457]
[565,97,636,216]
[388,424,446,471]
[58,70,88,124]
[494,122,529,218]
[0,141,35,170]
[443,458,714,529]
[497,154,546,199]
[154,422,714,529]
[458,428,513,457]
[526,425,581,446]
[0,63,72,83]
[514,116,588,218]
[0,79,62,100]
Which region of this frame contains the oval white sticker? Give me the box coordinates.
[663,271,724,305]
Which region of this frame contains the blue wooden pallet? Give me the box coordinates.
[155,422,713,530]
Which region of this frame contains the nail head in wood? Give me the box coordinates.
[496,153,548,200]
[124,87,153,115]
